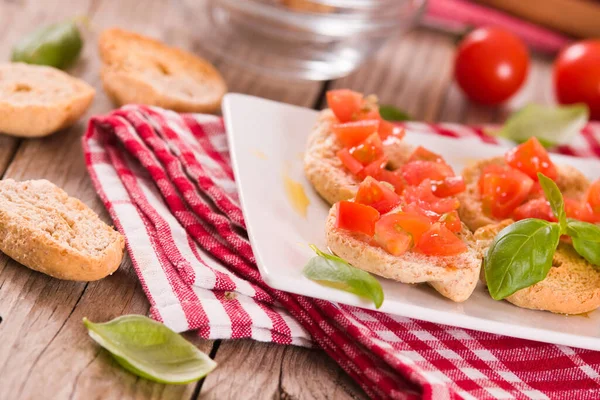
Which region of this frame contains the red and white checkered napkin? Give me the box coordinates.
[83,105,600,400]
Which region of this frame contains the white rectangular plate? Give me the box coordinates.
[223,93,600,351]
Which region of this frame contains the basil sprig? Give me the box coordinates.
[303,245,384,308]
[485,172,600,300]
[379,105,411,122]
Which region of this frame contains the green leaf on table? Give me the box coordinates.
[494,103,589,147]
[484,219,561,300]
[303,245,384,308]
[12,20,83,69]
[566,219,600,267]
[83,315,217,384]
[538,172,567,233]
[379,105,411,122]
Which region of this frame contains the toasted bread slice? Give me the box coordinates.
[475,220,600,314]
[0,179,125,281]
[304,109,414,205]
[326,203,482,302]
[99,28,226,113]
[0,63,95,137]
[458,156,590,232]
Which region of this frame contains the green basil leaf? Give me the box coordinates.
[379,105,411,122]
[83,315,217,384]
[566,219,600,267]
[12,20,83,69]
[538,172,566,233]
[304,245,384,308]
[484,219,560,300]
[495,104,589,147]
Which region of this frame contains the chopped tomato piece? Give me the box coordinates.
[404,180,460,214]
[408,146,444,163]
[376,169,405,195]
[355,177,401,214]
[417,223,467,256]
[375,212,432,253]
[401,161,454,186]
[359,156,387,179]
[585,179,600,214]
[479,165,534,219]
[565,198,584,220]
[378,120,405,141]
[581,203,600,223]
[527,181,544,199]
[374,215,415,256]
[402,203,440,223]
[349,133,384,165]
[431,176,466,198]
[336,148,363,175]
[327,90,363,123]
[336,201,379,236]
[439,211,462,233]
[512,198,557,222]
[505,137,558,181]
[332,120,379,148]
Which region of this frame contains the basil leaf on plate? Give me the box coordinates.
[566,219,600,267]
[485,219,560,300]
[538,172,567,232]
[83,315,217,384]
[303,245,384,308]
[379,105,411,122]
[12,20,83,69]
[495,103,589,147]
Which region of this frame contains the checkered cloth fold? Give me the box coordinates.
[83,105,600,400]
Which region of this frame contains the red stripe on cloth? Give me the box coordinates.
[581,125,600,158]
[427,124,460,138]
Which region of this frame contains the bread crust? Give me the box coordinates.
[0,179,125,281]
[99,28,226,113]
[0,63,95,137]
[458,156,591,232]
[475,220,600,314]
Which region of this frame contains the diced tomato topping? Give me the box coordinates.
[527,181,544,199]
[378,120,405,141]
[404,180,460,214]
[359,156,387,179]
[376,169,405,195]
[585,179,600,214]
[408,146,444,163]
[375,211,432,251]
[332,120,380,148]
[417,223,467,256]
[327,90,363,123]
[512,198,557,222]
[336,148,364,175]
[431,176,466,198]
[581,203,600,223]
[374,215,416,256]
[336,201,379,236]
[349,133,384,165]
[505,137,558,181]
[565,198,584,220]
[439,211,462,233]
[402,203,441,223]
[401,161,455,186]
[479,165,534,219]
[355,177,401,214]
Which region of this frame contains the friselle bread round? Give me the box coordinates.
[0,63,95,137]
[475,220,600,314]
[0,179,125,281]
[99,28,227,113]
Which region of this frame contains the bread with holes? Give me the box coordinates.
[0,179,125,281]
[326,202,482,302]
[0,63,95,137]
[99,28,227,113]
[304,108,414,205]
[457,156,590,232]
[475,220,600,314]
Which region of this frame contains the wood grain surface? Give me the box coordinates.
[0,0,554,399]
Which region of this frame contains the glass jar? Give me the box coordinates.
[177,0,427,80]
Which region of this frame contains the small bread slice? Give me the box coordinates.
[99,28,226,113]
[304,109,414,205]
[475,220,600,314]
[458,156,590,232]
[326,203,482,302]
[0,63,95,137]
[0,179,125,281]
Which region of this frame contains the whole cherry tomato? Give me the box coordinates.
[454,27,529,105]
[554,40,600,120]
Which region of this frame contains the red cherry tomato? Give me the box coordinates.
[554,40,600,120]
[332,120,379,148]
[408,146,444,163]
[355,177,401,214]
[512,198,557,222]
[401,161,454,186]
[335,201,380,236]
[336,148,363,175]
[431,176,466,198]
[586,179,600,214]
[326,89,363,122]
[375,212,432,250]
[479,165,533,219]
[417,223,467,256]
[454,27,529,105]
[439,211,462,233]
[505,137,558,181]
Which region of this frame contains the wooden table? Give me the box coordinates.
[0,1,555,399]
